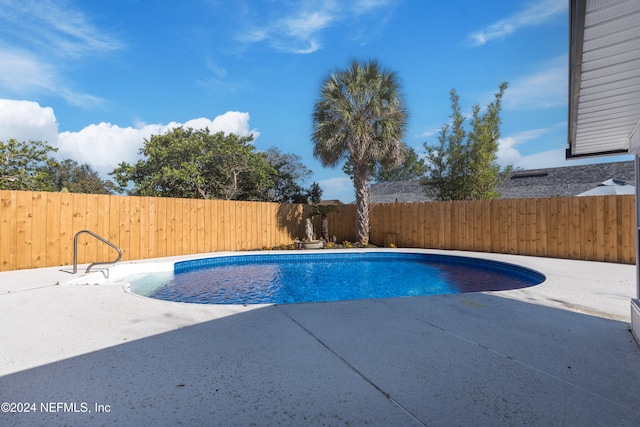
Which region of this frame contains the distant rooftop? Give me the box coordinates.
[370,160,635,203]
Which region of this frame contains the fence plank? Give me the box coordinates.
[85,194,99,264]
[71,193,86,264]
[129,196,141,261]
[196,199,205,253]
[0,191,17,270]
[595,196,606,262]
[45,192,61,267]
[261,202,270,248]
[604,196,617,263]
[94,194,110,263]
[417,203,426,248]
[165,197,175,256]
[14,191,32,269]
[118,196,131,262]
[621,195,635,263]
[507,199,518,255]
[547,198,557,258]
[202,199,212,253]
[526,199,536,256]
[155,197,167,258]
[534,199,545,257]
[489,200,501,254]
[109,196,121,260]
[569,197,580,259]
[221,200,231,250]
[172,198,183,255]
[146,196,157,259]
[582,197,594,261]
[210,200,220,251]
[30,192,46,268]
[142,197,152,260]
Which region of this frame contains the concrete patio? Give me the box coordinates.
[1,250,639,426]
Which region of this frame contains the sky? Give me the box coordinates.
[0,0,632,202]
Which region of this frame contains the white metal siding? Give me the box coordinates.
[568,0,640,157]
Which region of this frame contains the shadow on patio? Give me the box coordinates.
[1,291,639,426]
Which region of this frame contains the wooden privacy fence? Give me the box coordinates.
[0,191,636,271]
[0,191,311,272]
[326,195,636,264]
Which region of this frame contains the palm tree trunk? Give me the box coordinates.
[353,167,370,244]
[320,215,329,241]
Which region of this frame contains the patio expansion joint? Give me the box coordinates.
[378,300,640,418]
[276,305,427,427]
[0,282,62,296]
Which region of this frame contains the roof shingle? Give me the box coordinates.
[370,160,635,203]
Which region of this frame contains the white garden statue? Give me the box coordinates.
[305,218,314,241]
[295,218,323,249]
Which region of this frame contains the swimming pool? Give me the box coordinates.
[126,251,545,305]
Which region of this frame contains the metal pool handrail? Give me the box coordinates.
[73,230,122,274]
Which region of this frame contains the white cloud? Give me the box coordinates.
[497,127,555,166]
[234,0,394,54]
[58,90,107,109]
[0,0,123,58]
[0,49,56,96]
[205,58,227,79]
[417,128,440,139]
[283,11,334,40]
[467,0,566,47]
[504,66,567,110]
[198,59,251,92]
[514,148,571,169]
[497,136,522,166]
[0,1,122,105]
[352,0,394,13]
[504,56,567,110]
[57,123,147,172]
[206,112,259,138]
[0,99,59,143]
[0,48,107,107]
[0,100,259,176]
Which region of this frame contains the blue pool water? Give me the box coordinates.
[127,252,545,305]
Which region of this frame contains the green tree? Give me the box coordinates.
[373,146,427,182]
[0,138,58,191]
[312,59,408,244]
[47,159,115,194]
[111,127,275,200]
[265,147,312,203]
[421,82,510,200]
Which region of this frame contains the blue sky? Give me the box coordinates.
[0,0,631,202]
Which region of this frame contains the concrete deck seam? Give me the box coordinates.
[0,283,62,295]
[378,299,640,417]
[276,305,428,427]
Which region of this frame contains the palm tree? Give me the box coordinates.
[312,59,408,244]
[307,181,337,242]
